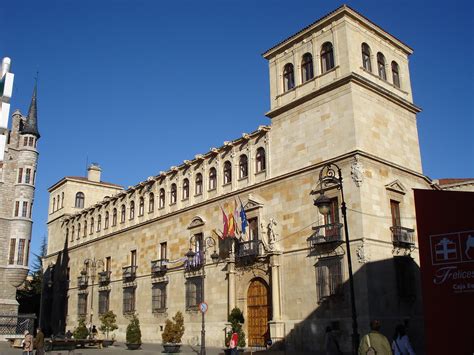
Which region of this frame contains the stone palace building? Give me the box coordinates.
[44,5,434,353]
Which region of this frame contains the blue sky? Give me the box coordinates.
[1,0,473,262]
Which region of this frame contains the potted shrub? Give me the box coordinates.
[99,310,118,347]
[125,314,142,350]
[225,308,246,354]
[73,317,89,340]
[161,311,185,353]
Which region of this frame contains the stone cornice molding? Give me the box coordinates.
[266,72,421,119]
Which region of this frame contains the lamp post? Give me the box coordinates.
[185,235,219,355]
[313,163,360,354]
[83,258,104,327]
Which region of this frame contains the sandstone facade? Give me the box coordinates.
[44,6,433,354]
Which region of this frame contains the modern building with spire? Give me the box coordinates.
[0,57,41,317]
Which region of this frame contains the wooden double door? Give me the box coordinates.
[247,278,271,347]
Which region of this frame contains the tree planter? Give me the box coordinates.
[102,339,115,347]
[126,343,141,350]
[162,343,181,353]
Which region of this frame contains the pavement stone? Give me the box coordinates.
[0,341,228,355]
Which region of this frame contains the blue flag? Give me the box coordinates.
[239,198,248,234]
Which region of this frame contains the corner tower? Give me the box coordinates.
[0,79,40,315]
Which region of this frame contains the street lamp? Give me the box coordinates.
[185,235,218,355]
[313,163,360,354]
[83,258,104,327]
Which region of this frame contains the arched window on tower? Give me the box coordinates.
[256,147,266,173]
[149,193,155,212]
[112,209,117,226]
[159,188,165,209]
[120,205,126,223]
[72,226,75,240]
[283,63,295,92]
[78,223,82,239]
[209,167,217,190]
[90,217,94,234]
[301,53,314,83]
[377,52,386,80]
[361,43,372,71]
[223,161,232,184]
[61,192,64,208]
[183,179,190,200]
[392,61,401,88]
[195,173,203,195]
[97,215,102,232]
[138,197,144,216]
[170,184,177,204]
[83,221,87,237]
[130,201,135,219]
[52,198,56,213]
[239,154,248,179]
[321,42,335,73]
[75,192,85,208]
[105,211,110,229]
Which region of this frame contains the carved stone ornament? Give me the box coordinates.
[356,241,369,263]
[262,218,280,252]
[351,157,364,187]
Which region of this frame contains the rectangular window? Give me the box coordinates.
[123,287,136,314]
[14,201,19,217]
[98,291,110,315]
[22,201,28,218]
[131,250,137,266]
[394,256,416,300]
[78,294,88,316]
[152,283,167,312]
[185,277,203,310]
[249,218,259,241]
[29,202,33,218]
[28,137,34,146]
[23,137,28,146]
[18,168,23,183]
[316,257,343,302]
[106,257,111,272]
[324,198,340,225]
[390,200,401,227]
[17,239,26,265]
[160,242,167,260]
[25,168,31,184]
[8,239,16,264]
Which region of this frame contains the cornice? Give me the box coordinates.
[265,72,421,119]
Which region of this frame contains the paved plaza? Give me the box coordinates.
[0,342,232,355]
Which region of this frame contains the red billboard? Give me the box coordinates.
[414,189,474,355]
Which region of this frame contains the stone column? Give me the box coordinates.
[227,254,236,314]
[269,252,285,345]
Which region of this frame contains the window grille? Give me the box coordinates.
[316,257,343,302]
[185,277,203,310]
[123,287,136,314]
[152,283,167,312]
[98,291,110,314]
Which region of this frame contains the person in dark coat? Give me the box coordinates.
[34,328,45,355]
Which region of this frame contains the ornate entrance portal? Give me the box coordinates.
[247,278,271,347]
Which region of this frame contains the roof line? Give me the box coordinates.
[262,4,413,58]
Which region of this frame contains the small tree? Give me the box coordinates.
[126,314,142,344]
[162,311,185,344]
[226,307,246,348]
[73,317,89,340]
[99,310,118,339]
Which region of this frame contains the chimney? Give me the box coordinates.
[87,163,101,182]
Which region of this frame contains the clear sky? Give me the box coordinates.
[1,0,473,263]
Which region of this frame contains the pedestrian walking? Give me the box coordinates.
[22,330,34,355]
[325,326,342,355]
[358,320,392,355]
[392,324,415,355]
[34,327,45,355]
